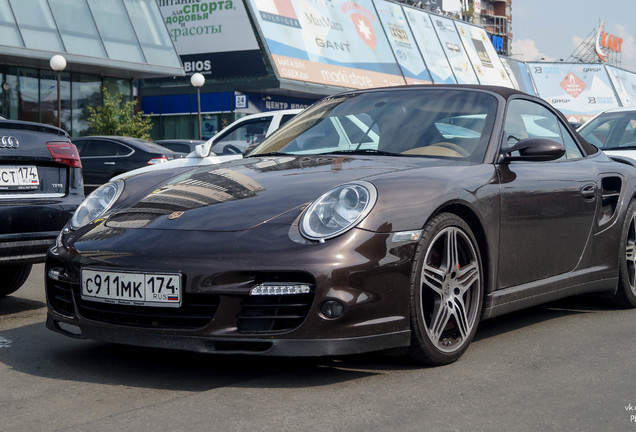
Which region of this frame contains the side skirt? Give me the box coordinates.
[481,271,617,320]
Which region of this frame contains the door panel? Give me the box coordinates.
[497,98,597,289]
[497,158,598,289]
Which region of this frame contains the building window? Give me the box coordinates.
[0,0,23,46]
[49,0,107,57]
[87,0,145,63]
[71,75,102,137]
[39,68,70,129]
[9,0,64,51]
[124,0,181,67]
[14,68,39,123]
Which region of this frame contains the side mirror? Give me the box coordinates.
[501,137,565,162]
[192,140,213,158]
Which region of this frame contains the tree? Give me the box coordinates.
[86,87,152,139]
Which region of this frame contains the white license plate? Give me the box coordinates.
[0,165,39,189]
[81,268,182,308]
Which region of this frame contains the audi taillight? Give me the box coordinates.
[47,142,82,168]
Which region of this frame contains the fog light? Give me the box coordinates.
[48,268,62,281]
[321,300,344,319]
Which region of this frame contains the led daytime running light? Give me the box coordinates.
[250,283,312,296]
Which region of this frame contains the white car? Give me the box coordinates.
[207,109,301,155]
[577,107,636,160]
[113,109,301,180]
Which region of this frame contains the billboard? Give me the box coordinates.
[248,0,406,89]
[605,65,636,107]
[158,1,265,79]
[528,63,620,122]
[373,0,432,84]
[429,15,478,84]
[455,21,513,87]
[403,7,456,84]
[501,58,536,95]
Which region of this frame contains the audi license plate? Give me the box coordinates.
[81,268,182,308]
[0,166,39,190]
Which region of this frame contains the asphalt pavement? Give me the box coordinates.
[1,264,635,431]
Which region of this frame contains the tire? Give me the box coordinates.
[0,264,32,297]
[407,213,483,366]
[612,200,636,308]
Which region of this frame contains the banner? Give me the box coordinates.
[455,21,513,87]
[248,0,405,89]
[403,7,456,84]
[157,0,264,79]
[373,0,432,84]
[501,58,536,95]
[528,63,620,122]
[605,65,636,107]
[159,0,259,55]
[430,15,478,84]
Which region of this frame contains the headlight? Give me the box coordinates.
[70,180,123,229]
[300,181,377,240]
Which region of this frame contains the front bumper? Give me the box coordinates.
[45,224,418,357]
[46,315,411,357]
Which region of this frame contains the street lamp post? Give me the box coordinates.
[49,55,67,129]
[190,73,205,140]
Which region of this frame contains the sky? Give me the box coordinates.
[511,0,636,71]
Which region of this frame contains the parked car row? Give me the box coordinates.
[0,110,302,296]
[111,109,302,181]
[74,110,302,194]
[4,92,636,368]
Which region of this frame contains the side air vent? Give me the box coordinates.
[599,176,622,225]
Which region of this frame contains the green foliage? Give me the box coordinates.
[86,87,152,139]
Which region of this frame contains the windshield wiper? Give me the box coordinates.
[326,149,400,156]
[250,151,289,157]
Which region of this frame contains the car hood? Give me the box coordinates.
[105,155,430,232]
[111,153,242,180]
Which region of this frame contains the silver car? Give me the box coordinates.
[578,107,636,161]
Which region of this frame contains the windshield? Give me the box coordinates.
[248,89,498,162]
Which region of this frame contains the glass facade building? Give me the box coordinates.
[0,0,183,136]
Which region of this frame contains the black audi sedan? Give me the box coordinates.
[72,136,181,194]
[46,85,636,365]
[0,118,83,297]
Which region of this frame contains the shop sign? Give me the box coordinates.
[595,20,623,62]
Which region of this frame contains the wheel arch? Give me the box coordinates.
[430,203,492,297]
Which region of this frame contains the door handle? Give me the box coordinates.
[580,184,596,200]
[104,162,116,165]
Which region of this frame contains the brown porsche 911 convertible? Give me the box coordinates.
[46,85,636,365]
